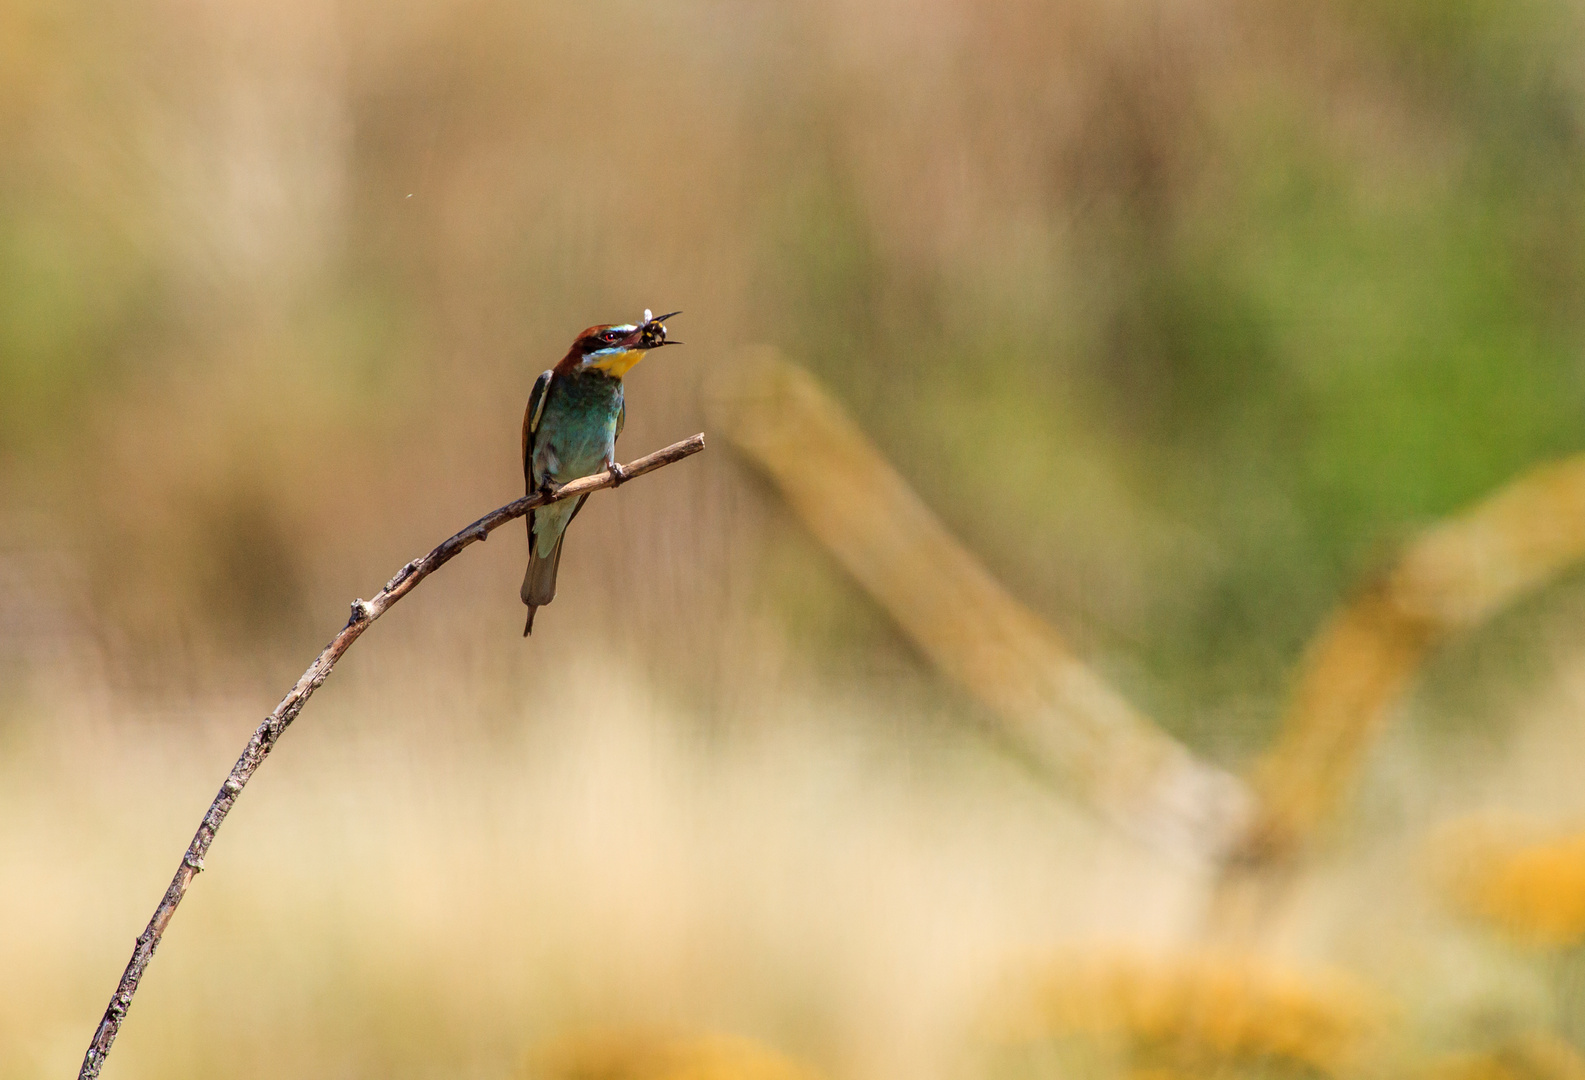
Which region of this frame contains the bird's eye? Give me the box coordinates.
[602,330,619,342]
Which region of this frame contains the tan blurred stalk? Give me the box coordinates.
[708,351,1252,862]
[1221,454,1585,904]
[710,355,1585,905]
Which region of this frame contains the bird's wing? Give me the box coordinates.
[523,369,554,486]
[616,399,625,442]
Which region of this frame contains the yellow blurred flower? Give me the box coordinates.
[1426,1031,1585,1080]
[526,1030,823,1080]
[1434,817,1585,948]
[985,950,1382,1079]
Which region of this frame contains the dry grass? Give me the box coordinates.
[0,656,1198,1080]
[15,612,1585,1080]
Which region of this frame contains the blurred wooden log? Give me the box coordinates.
[77,434,706,1080]
[1223,453,1585,890]
[709,351,1252,861]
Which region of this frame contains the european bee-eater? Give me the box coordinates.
[521,309,679,635]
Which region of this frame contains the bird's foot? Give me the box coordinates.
[538,479,564,501]
[605,459,628,487]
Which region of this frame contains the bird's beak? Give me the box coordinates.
[587,312,680,374]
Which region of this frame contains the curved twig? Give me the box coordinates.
[77,433,706,1080]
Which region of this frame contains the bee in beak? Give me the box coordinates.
[639,309,683,350]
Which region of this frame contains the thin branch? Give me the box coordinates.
[77,433,706,1080]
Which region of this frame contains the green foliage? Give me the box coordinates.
[0,207,151,454]
[748,7,1585,753]
[6,0,1585,751]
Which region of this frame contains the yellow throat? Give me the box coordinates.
[588,349,647,377]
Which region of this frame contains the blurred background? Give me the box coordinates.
[8,0,1585,1077]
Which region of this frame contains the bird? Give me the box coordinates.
[521,309,680,635]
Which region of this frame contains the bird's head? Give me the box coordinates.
[563,309,681,377]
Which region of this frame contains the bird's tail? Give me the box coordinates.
[520,531,566,636]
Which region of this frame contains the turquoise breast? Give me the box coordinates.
[535,368,623,484]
